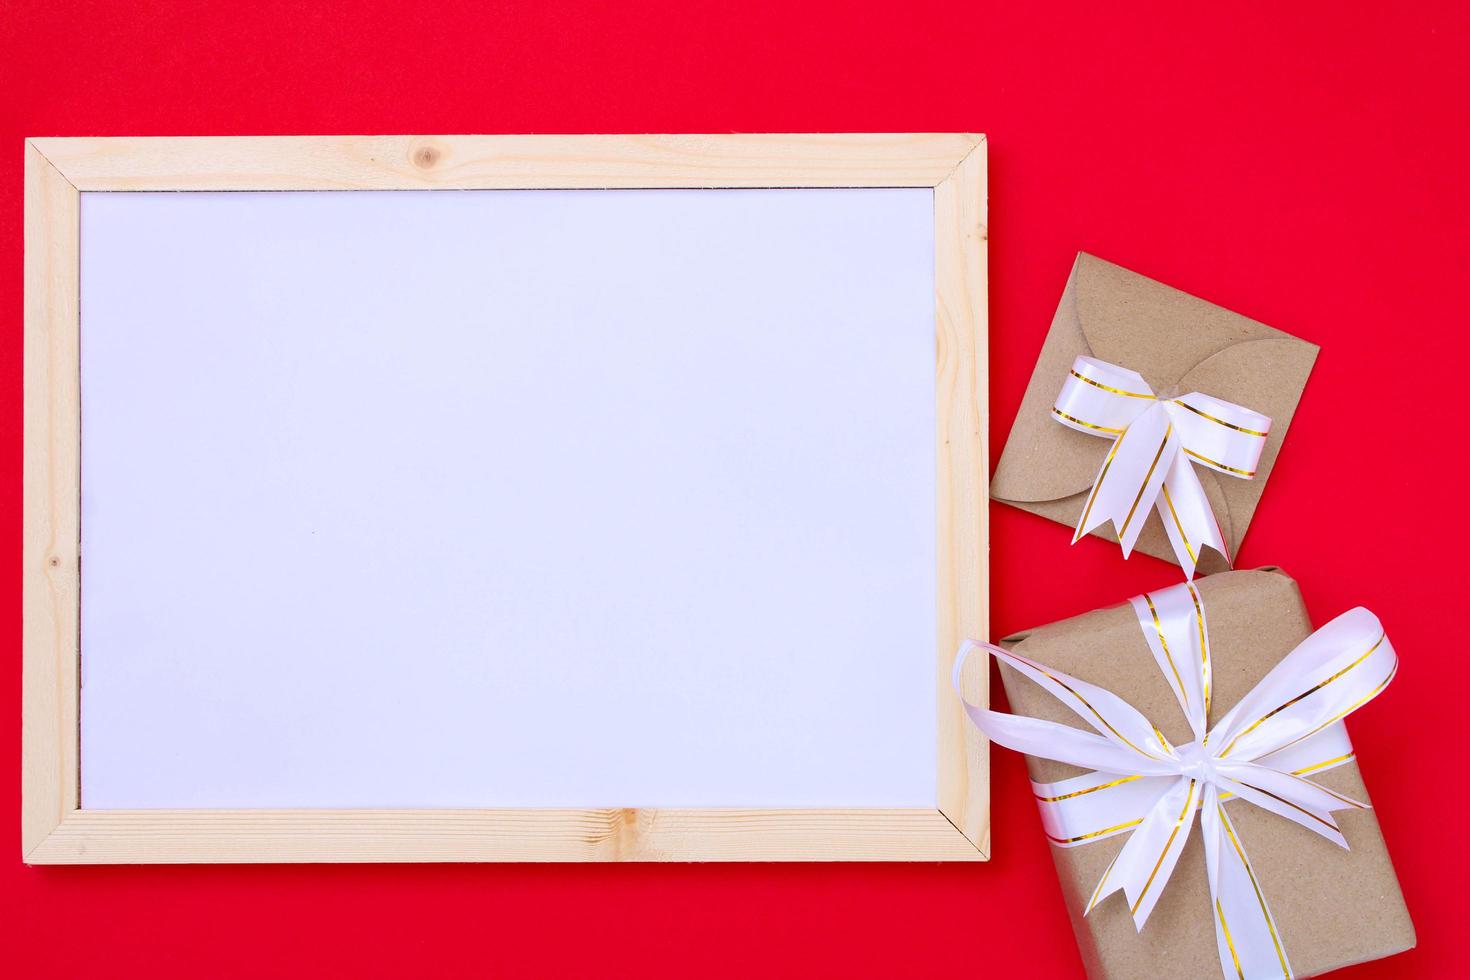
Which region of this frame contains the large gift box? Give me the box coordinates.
[991,255,1318,575]
[990,568,1413,979]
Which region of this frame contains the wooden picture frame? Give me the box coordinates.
[22,134,988,863]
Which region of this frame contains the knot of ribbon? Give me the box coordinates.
[1053,356,1272,578]
[953,581,1397,980]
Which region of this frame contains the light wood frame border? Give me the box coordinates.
[23,134,988,863]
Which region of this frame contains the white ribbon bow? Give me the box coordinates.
[1053,356,1273,578]
[954,581,1397,980]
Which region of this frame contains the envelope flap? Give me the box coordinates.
[1073,253,1282,392]
[1175,336,1318,429]
[1176,335,1319,551]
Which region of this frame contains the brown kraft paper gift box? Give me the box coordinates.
[992,254,1319,574]
[998,568,1414,979]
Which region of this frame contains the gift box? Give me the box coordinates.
[991,254,1318,575]
[992,568,1413,979]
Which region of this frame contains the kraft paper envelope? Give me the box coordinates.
[992,253,1319,574]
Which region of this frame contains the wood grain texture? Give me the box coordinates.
[933,139,990,856]
[22,142,81,857]
[21,133,989,863]
[29,133,984,191]
[27,808,985,863]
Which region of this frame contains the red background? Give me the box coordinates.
[3,2,1466,977]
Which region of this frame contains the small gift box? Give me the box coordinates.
[959,569,1414,979]
[991,254,1318,577]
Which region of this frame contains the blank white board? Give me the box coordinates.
[79,187,937,809]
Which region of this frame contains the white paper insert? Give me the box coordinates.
[79,188,937,808]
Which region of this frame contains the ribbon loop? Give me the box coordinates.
[1170,392,1272,478]
[1052,355,1272,578]
[1208,608,1395,762]
[954,581,1397,980]
[1053,356,1159,434]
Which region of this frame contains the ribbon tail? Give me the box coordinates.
[1073,402,1178,557]
[1083,778,1190,918]
[1216,760,1368,849]
[1205,798,1294,979]
[1215,772,1348,849]
[1200,785,1235,980]
[1085,849,1127,914]
[1155,453,1230,579]
[1097,776,1198,929]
